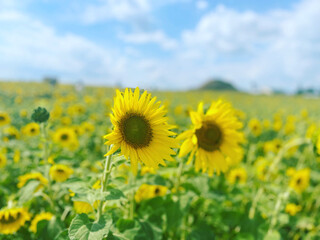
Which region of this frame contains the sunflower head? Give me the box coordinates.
[22,122,40,137]
[0,208,31,234]
[104,87,178,174]
[31,107,50,123]
[0,153,7,168]
[0,112,10,126]
[227,167,247,184]
[49,164,74,182]
[53,127,79,150]
[289,168,310,193]
[178,100,244,176]
[248,118,262,136]
[285,203,302,216]
[30,212,53,233]
[17,172,48,189]
[134,184,168,203]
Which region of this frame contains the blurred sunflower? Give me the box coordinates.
[135,184,168,203]
[316,135,320,155]
[73,201,93,214]
[104,87,178,173]
[285,203,302,216]
[22,122,40,137]
[53,127,79,150]
[0,153,7,168]
[3,126,20,141]
[227,167,247,184]
[49,164,73,182]
[0,112,10,126]
[248,118,262,136]
[30,212,53,233]
[289,168,310,193]
[17,172,48,188]
[178,100,244,176]
[0,208,30,234]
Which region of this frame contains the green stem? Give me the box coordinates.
[175,157,184,195]
[97,146,113,220]
[268,188,291,233]
[249,138,310,219]
[129,172,135,220]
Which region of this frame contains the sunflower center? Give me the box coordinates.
[0,116,4,121]
[195,121,223,152]
[0,212,21,224]
[56,169,65,173]
[61,134,69,141]
[30,128,35,133]
[296,178,302,185]
[120,113,152,148]
[154,187,160,195]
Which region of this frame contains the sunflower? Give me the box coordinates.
[135,184,168,203]
[53,127,79,150]
[289,168,310,193]
[49,164,73,182]
[22,122,40,137]
[29,212,53,233]
[17,172,48,188]
[316,135,320,155]
[178,100,244,176]
[227,167,247,184]
[3,126,20,140]
[104,88,178,173]
[73,201,93,214]
[285,203,302,216]
[0,153,7,168]
[248,118,262,137]
[0,112,10,126]
[0,208,30,234]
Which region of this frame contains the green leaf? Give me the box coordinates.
[68,214,112,240]
[263,230,281,240]
[18,180,40,204]
[54,230,69,240]
[116,219,135,233]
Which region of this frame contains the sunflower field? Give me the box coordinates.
[0,81,319,240]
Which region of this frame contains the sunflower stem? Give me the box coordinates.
[97,146,113,220]
[129,172,135,220]
[175,157,184,196]
[249,138,310,219]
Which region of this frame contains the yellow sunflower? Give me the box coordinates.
[135,184,168,203]
[22,122,40,137]
[17,172,48,188]
[227,167,247,184]
[0,153,7,168]
[289,168,310,193]
[0,208,30,234]
[49,164,74,182]
[248,118,262,137]
[285,203,302,216]
[30,212,53,233]
[178,100,244,176]
[53,127,79,150]
[104,87,178,173]
[3,126,20,140]
[316,135,320,155]
[73,201,93,214]
[0,112,10,126]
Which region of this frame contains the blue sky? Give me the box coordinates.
[0,0,319,91]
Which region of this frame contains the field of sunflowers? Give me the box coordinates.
[0,81,319,240]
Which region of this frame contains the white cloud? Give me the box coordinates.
[83,0,150,24]
[0,10,126,85]
[176,0,320,91]
[196,0,208,10]
[119,30,178,50]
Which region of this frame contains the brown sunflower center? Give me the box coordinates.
[0,116,5,121]
[195,121,223,152]
[30,128,36,133]
[296,178,302,185]
[0,212,21,224]
[154,187,160,195]
[120,113,152,148]
[60,134,69,141]
[56,169,65,173]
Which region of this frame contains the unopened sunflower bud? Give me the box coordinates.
[31,107,50,123]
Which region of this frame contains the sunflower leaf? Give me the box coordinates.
[68,214,112,240]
